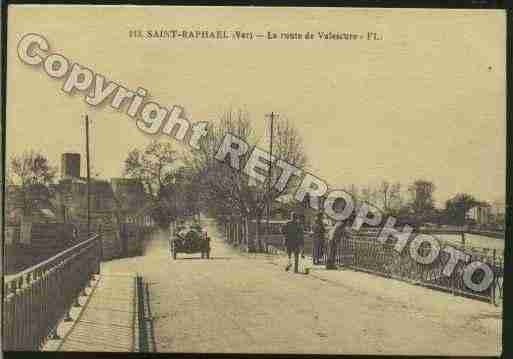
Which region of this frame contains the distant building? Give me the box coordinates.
[111,178,147,223]
[61,153,81,179]
[5,151,155,272]
[53,154,123,259]
[55,177,119,221]
[111,178,154,227]
[5,185,24,225]
[490,200,506,217]
[466,203,491,225]
[5,184,57,225]
[415,182,432,199]
[490,200,506,228]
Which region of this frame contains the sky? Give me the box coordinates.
[6,6,507,207]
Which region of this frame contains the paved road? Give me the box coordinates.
[102,219,502,355]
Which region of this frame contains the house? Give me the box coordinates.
[5,184,58,225]
[466,203,491,226]
[111,178,147,224]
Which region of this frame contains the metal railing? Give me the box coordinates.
[259,224,503,304]
[330,234,503,304]
[3,234,102,351]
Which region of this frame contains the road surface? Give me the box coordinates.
[102,219,502,355]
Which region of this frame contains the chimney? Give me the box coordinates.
[61,153,81,179]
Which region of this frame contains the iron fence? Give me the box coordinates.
[331,232,503,304]
[222,219,503,304]
[3,234,102,350]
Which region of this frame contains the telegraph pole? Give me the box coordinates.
[85,115,91,235]
[266,112,276,233]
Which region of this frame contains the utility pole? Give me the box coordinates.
[266,112,276,234]
[85,115,91,235]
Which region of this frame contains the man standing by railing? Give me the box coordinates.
[282,212,304,273]
[312,213,326,265]
[326,219,348,270]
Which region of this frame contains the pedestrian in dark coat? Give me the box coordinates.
[312,213,326,265]
[326,219,349,270]
[282,212,304,273]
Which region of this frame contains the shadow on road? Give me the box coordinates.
[170,256,233,261]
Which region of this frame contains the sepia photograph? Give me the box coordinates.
[2,5,507,356]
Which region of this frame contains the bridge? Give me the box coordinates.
[2,218,503,355]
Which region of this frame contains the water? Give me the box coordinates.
[433,233,504,252]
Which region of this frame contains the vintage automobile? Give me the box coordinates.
[170,224,211,259]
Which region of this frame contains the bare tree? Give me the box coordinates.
[378,181,391,211]
[359,185,374,204]
[185,109,307,250]
[8,150,57,187]
[375,181,403,213]
[445,193,480,226]
[185,110,254,218]
[388,182,404,212]
[123,140,181,227]
[124,141,177,197]
[408,179,436,218]
[7,150,57,216]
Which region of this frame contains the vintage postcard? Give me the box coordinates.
[2,5,506,356]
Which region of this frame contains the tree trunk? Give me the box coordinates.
[245,216,254,252]
[22,186,29,218]
[256,216,263,253]
[255,216,260,252]
[242,216,247,245]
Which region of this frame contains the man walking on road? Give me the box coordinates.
[282,212,304,273]
[312,213,326,265]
